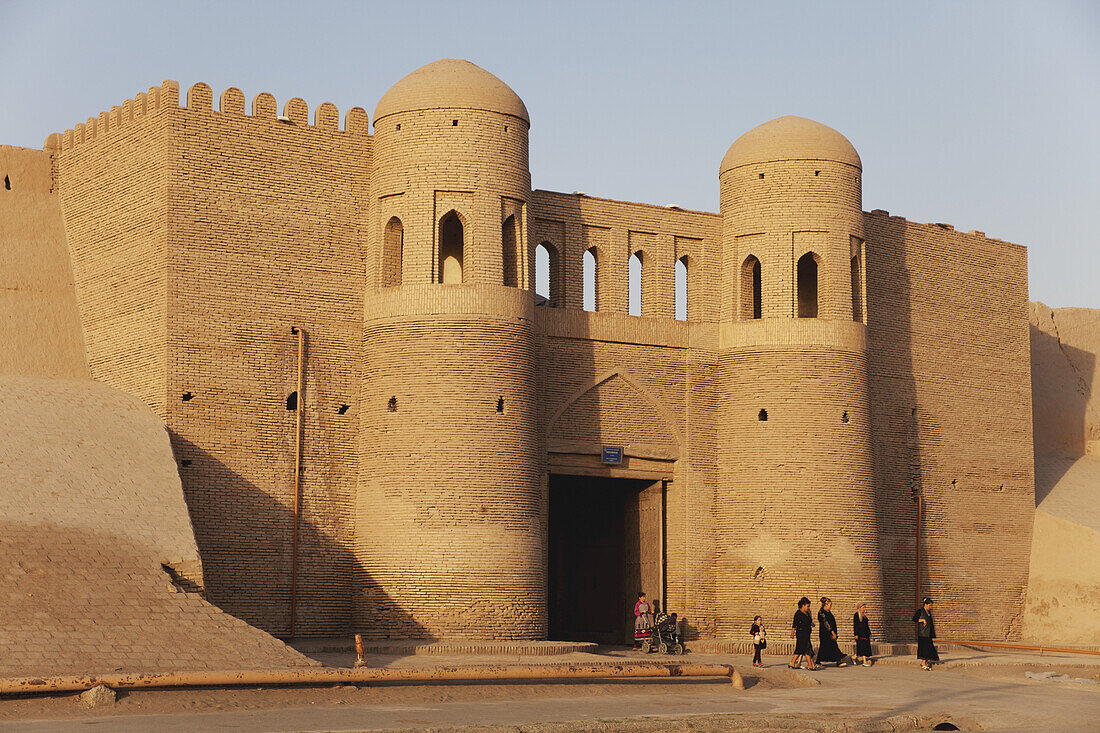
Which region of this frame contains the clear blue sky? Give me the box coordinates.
[2,0,1096,308]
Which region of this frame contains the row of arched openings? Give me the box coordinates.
[384,219,860,322]
[740,252,862,320]
[536,245,692,320]
[383,210,516,287]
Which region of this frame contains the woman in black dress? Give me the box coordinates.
[816,597,848,667]
[853,602,873,667]
[788,596,817,670]
[912,597,939,670]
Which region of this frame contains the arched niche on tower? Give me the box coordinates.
[382,216,403,287]
[438,210,466,285]
[797,252,820,318]
[741,254,762,320]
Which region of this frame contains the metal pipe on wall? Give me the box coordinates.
[289,326,306,637]
[915,494,922,608]
[0,663,745,695]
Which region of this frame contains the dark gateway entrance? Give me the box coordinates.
[547,474,664,644]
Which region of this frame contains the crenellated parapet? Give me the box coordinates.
[183,81,369,135]
[44,80,180,153]
[44,80,369,153]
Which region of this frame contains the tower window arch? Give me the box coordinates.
[535,241,562,307]
[797,252,820,318]
[741,255,762,320]
[439,211,465,284]
[502,215,519,288]
[382,216,403,287]
[675,255,691,321]
[628,250,646,317]
[851,254,863,322]
[582,247,600,312]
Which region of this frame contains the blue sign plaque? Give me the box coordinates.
[601,446,623,464]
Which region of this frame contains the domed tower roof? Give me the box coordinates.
[374,59,530,125]
[720,116,860,174]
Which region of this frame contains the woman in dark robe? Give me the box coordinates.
[853,602,873,666]
[912,597,939,670]
[816,597,848,667]
[788,596,817,670]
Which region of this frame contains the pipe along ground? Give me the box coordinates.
[0,662,744,695]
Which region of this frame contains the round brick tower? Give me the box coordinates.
[357,60,543,639]
[715,116,883,636]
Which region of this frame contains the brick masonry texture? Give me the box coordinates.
[0,58,1055,647]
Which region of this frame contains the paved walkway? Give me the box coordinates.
[3,649,1096,732]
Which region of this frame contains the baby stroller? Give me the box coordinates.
[645,611,684,655]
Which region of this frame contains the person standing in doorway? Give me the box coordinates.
[853,603,873,667]
[913,597,939,670]
[789,597,816,670]
[816,597,848,667]
[633,592,652,650]
[750,615,767,667]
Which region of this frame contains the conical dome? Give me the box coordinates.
[374,59,530,125]
[721,116,860,174]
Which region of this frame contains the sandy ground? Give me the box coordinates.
[1,648,1097,731]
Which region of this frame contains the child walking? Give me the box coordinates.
[750,615,767,667]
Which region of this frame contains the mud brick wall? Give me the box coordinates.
[0,376,314,676]
[165,83,371,636]
[864,213,1034,640]
[52,82,178,416]
[0,145,88,378]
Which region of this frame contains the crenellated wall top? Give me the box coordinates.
[44,80,370,153]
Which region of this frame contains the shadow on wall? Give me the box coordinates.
[170,433,430,640]
[1030,321,1097,504]
[865,215,923,642]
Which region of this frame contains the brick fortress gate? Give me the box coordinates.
[29,59,1035,643]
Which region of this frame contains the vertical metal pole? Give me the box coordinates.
[915,494,922,609]
[660,481,666,612]
[289,326,305,637]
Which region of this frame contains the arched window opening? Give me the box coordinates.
[382,217,403,287]
[741,255,762,320]
[535,242,561,307]
[851,255,862,322]
[797,252,819,318]
[675,256,690,321]
[439,211,464,284]
[628,251,645,317]
[582,247,599,312]
[502,215,519,288]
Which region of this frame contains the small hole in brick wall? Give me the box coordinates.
[841,410,849,423]
[181,392,194,401]
[179,459,192,467]
[504,125,508,131]
[753,566,764,578]
[758,173,764,179]
[286,391,298,411]
[395,123,401,131]
[496,396,505,413]
[3,175,9,190]
[758,409,768,421]
[337,403,350,415]
[452,119,458,126]
[388,396,398,412]
[815,170,820,176]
